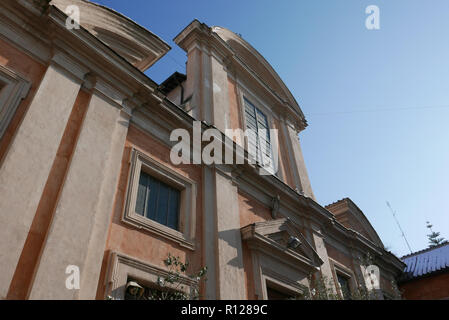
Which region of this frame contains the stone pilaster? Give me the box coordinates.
[310,222,337,293]
[28,79,130,299]
[214,166,246,299]
[0,53,87,299]
[284,119,315,200]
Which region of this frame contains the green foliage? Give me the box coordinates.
[426,221,447,248]
[302,275,378,300]
[302,275,341,300]
[125,253,207,300]
[298,252,403,300]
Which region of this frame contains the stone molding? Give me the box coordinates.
[122,148,197,250]
[105,251,197,300]
[0,65,31,140]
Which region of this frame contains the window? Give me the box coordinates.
[136,171,180,230]
[106,252,197,300]
[330,258,356,300]
[243,97,273,167]
[124,277,183,300]
[0,65,30,140]
[266,283,298,300]
[122,149,197,250]
[337,273,351,300]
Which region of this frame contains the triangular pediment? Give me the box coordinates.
[326,198,384,247]
[241,218,323,271]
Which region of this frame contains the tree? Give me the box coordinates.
[426,221,448,248]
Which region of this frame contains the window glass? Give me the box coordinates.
[266,283,302,300]
[337,274,351,300]
[135,171,180,230]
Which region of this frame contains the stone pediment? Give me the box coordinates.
[241,218,323,273]
[325,198,384,247]
[51,0,170,71]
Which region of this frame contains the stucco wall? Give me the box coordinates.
[238,190,271,228]
[7,89,91,299]
[0,37,46,163]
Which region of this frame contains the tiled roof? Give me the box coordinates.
[400,242,449,282]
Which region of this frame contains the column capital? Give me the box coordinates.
[50,51,89,83]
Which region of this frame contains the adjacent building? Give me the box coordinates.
[0,0,404,300]
[399,243,449,300]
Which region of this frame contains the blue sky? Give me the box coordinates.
[92,0,448,257]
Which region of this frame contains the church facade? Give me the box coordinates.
[0,0,404,300]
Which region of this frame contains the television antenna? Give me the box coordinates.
[386,201,413,254]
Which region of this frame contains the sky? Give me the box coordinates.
[91,0,448,257]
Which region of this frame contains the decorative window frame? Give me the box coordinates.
[329,258,358,299]
[238,90,279,177]
[0,65,31,140]
[238,92,276,154]
[259,267,309,300]
[122,148,197,250]
[105,251,198,300]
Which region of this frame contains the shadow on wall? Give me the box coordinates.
[218,229,245,268]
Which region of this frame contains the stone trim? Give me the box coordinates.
[122,148,197,250]
[105,251,197,300]
[250,248,310,300]
[329,258,358,298]
[0,64,31,140]
[262,270,309,300]
[242,219,322,300]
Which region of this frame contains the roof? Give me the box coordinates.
[400,242,449,282]
[325,198,384,248]
[159,72,186,95]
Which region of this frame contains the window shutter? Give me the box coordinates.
[244,98,273,168]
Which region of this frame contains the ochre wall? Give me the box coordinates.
[0,37,46,164]
[400,273,449,300]
[227,77,242,138]
[96,125,203,299]
[238,190,271,228]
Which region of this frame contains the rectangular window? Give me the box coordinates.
[337,274,351,300]
[135,171,180,231]
[266,285,295,300]
[122,149,197,250]
[244,97,272,165]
